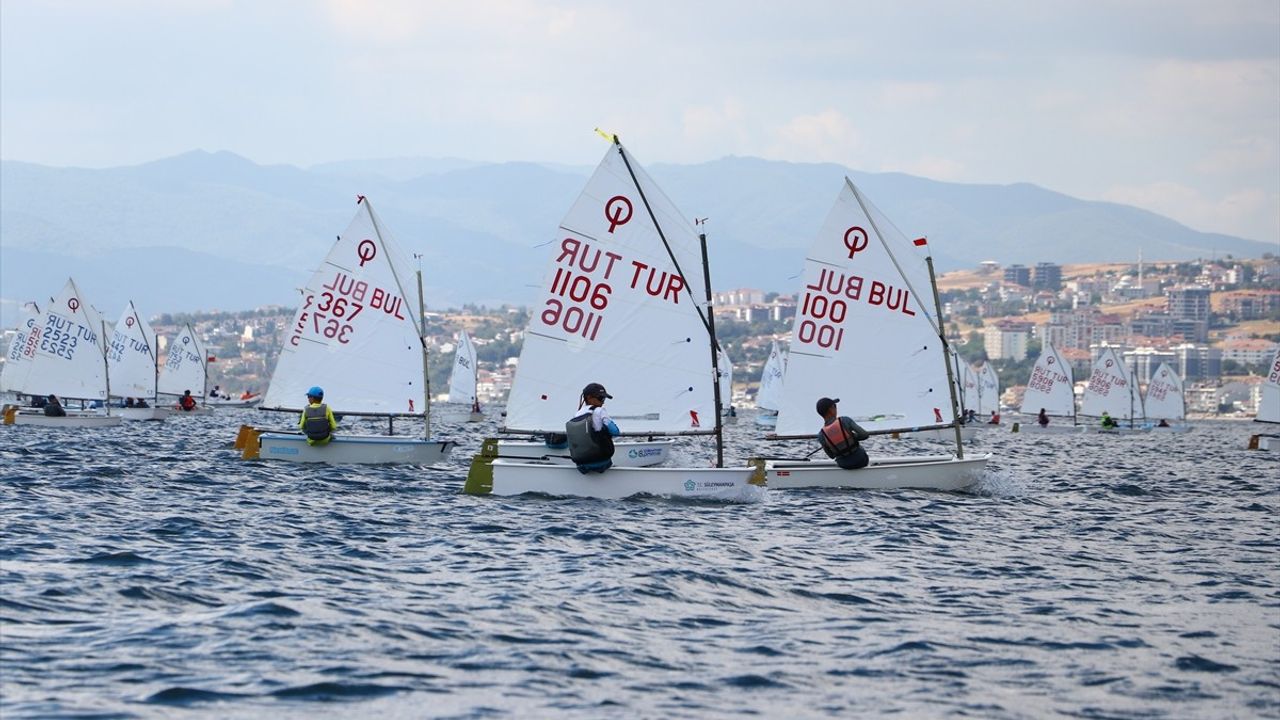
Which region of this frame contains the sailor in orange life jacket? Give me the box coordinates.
[816,397,871,470]
[178,390,197,411]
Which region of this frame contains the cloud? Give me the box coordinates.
[1105,181,1278,241]
[767,110,861,164]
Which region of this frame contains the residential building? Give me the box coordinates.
[984,320,1032,361]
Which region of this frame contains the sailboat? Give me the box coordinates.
[753,340,785,429]
[1015,342,1083,434]
[719,348,737,424]
[1248,347,1280,450]
[107,302,170,421]
[1,278,122,427]
[1144,362,1191,433]
[0,301,41,405]
[447,328,484,422]
[1080,347,1147,433]
[466,136,762,499]
[158,324,212,414]
[237,196,456,465]
[977,363,1001,422]
[758,179,990,491]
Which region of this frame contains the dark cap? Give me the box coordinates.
[582,382,613,400]
[816,397,839,415]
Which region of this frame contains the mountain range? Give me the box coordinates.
[1,149,1271,327]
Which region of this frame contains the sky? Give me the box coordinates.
[2,0,1278,244]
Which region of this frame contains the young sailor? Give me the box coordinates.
[816,397,871,470]
[565,382,620,474]
[1100,411,1118,429]
[178,390,197,411]
[300,386,337,446]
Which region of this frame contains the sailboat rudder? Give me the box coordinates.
[464,438,501,495]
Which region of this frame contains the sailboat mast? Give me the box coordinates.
[925,256,965,459]
[699,232,724,468]
[100,318,112,416]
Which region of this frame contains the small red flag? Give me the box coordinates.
[913,237,928,246]
[207,356,217,363]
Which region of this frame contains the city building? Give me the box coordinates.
[1167,286,1212,321]
[1032,262,1062,291]
[984,320,1032,361]
[1003,264,1031,287]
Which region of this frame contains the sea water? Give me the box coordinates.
[1,410,1277,718]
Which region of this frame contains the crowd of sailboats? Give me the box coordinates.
[8,132,1272,493]
[0,278,227,426]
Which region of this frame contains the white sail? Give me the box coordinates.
[976,363,1000,416]
[960,361,978,414]
[1259,348,1280,424]
[9,279,110,400]
[1019,342,1076,418]
[107,302,159,400]
[718,348,733,405]
[262,198,425,415]
[504,141,714,435]
[158,324,207,399]
[1143,362,1185,421]
[448,328,479,405]
[756,341,785,411]
[774,180,952,436]
[1081,347,1138,420]
[0,302,41,394]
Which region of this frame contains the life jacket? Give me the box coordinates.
[565,411,614,465]
[819,418,859,457]
[179,395,196,411]
[303,403,333,442]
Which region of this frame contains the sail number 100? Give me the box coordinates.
[798,291,846,351]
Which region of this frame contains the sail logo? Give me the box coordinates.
[356,239,377,267]
[843,226,868,258]
[604,195,633,233]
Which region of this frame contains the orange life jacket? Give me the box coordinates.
[819,418,859,456]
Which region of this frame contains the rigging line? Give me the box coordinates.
[612,138,715,340]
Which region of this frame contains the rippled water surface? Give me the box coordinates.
[2,410,1278,718]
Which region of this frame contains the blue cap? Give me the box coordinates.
[307,386,324,398]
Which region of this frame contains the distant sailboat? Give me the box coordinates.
[718,348,737,424]
[1248,347,1279,450]
[448,328,484,422]
[1081,347,1146,432]
[158,324,211,414]
[1144,362,1191,433]
[1016,342,1082,434]
[754,340,785,429]
[107,302,170,421]
[0,301,41,403]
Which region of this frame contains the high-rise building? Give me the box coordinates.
[1003,264,1031,287]
[1033,262,1062,291]
[1167,286,1212,321]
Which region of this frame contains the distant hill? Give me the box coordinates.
[1,150,1272,327]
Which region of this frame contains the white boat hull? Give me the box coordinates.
[1012,423,1087,435]
[476,459,764,500]
[496,438,675,467]
[119,407,172,421]
[762,453,989,491]
[1249,434,1277,451]
[247,431,456,465]
[895,426,978,442]
[1094,426,1151,435]
[3,407,124,428]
